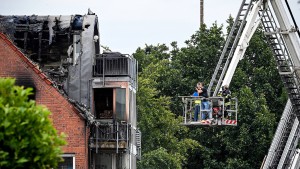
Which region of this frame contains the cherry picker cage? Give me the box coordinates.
[179,96,238,126]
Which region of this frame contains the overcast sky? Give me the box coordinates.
[1,0,299,54]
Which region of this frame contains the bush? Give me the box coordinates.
[0,78,66,169]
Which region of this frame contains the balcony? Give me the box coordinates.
[90,121,130,153]
[93,53,137,88]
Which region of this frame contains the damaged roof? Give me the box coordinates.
[0,13,100,124]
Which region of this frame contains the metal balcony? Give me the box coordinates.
[93,53,137,88]
[90,121,130,153]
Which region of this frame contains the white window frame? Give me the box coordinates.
[60,154,75,169]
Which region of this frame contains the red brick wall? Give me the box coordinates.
[0,33,89,169]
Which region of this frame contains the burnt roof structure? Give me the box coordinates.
[0,11,140,168]
[0,13,99,110]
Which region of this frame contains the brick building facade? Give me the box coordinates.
[0,32,89,168]
[0,13,140,169]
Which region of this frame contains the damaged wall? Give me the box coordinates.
[66,14,97,108]
[0,32,89,169]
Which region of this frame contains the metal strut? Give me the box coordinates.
[208,0,263,96]
[261,0,300,168]
[207,0,253,96]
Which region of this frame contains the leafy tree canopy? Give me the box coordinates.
[135,15,286,168]
[136,58,199,168]
[0,78,66,169]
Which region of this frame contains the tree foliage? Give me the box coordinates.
[136,50,199,168]
[0,78,66,169]
[135,17,286,168]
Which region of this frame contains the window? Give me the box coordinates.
[57,154,75,169]
[93,88,126,121]
[116,88,126,121]
[94,88,113,119]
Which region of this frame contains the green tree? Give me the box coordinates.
[138,148,182,169]
[0,78,66,169]
[170,23,224,114]
[231,27,287,116]
[136,59,199,169]
[182,24,281,168]
[135,16,285,168]
[222,87,276,169]
[133,23,225,116]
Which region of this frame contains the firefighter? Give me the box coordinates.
[222,85,231,118]
[194,82,210,121]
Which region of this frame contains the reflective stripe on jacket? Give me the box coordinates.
[195,99,201,104]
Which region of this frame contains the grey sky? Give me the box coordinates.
[0,0,299,54]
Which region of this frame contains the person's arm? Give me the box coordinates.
[226,90,231,98]
[196,87,202,94]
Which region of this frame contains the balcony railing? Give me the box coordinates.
[90,121,130,153]
[179,96,238,126]
[93,53,137,88]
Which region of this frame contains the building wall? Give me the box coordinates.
[92,78,138,169]
[0,33,89,168]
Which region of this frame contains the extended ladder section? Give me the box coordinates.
[260,0,300,168]
[207,0,253,96]
[278,118,300,169]
[261,2,300,117]
[262,100,296,168]
[290,149,300,169]
[202,0,264,127]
